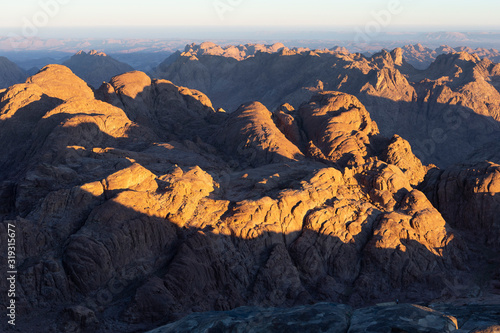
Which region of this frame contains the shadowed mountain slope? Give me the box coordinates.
[0,56,28,89]
[63,50,134,88]
[154,44,500,167]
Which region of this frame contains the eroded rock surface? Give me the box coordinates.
[0,64,498,333]
[422,162,500,246]
[155,43,500,167]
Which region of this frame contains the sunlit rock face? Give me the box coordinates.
[155,44,500,167]
[0,62,498,333]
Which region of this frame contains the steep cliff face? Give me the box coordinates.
[422,162,500,246]
[155,44,500,167]
[0,64,498,333]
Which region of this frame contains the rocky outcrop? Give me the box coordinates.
[148,302,500,333]
[63,50,134,88]
[381,134,428,186]
[431,304,500,332]
[348,304,458,333]
[179,42,287,61]
[97,71,216,140]
[26,64,95,100]
[298,91,379,166]
[148,303,351,333]
[147,303,460,333]
[421,162,500,246]
[213,101,304,167]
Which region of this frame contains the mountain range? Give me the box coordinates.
[0,43,499,332]
[402,44,500,69]
[154,43,500,168]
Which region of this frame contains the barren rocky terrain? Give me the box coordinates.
[401,44,500,69]
[0,44,499,332]
[155,43,500,168]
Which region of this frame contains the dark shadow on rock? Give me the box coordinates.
[0,93,64,181]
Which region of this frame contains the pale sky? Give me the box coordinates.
[1,0,499,37]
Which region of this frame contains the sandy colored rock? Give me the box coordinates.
[102,163,158,192]
[0,61,496,333]
[214,101,304,167]
[422,161,500,246]
[26,64,94,100]
[101,72,215,140]
[155,43,500,167]
[273,104,304,148]
[381,134,428,186]
[299,91,379,166]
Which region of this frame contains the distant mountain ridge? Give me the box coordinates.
[62,50,134,88]
[158,42,500,71]
[0,56,27,88]
[176,42,348,61]
[3,30,500,53]
[402,43,500,69]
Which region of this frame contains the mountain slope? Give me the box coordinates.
[62,50,134,88]
[154,44,500,167]
[0,56,27,88]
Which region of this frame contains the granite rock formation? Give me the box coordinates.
[0,63,498,333]
[155,43,500,167]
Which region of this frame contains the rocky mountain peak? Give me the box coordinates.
[390,47,404,66]
[75,49,107,57]
[26,64,94,100]
[62,50,134,88]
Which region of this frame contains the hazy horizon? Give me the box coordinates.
[2,25,500,40]
[2,2,500,62]
[2,0,500,40]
